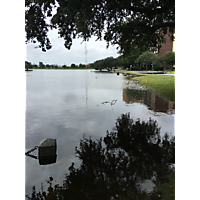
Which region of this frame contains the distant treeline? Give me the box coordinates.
[26,49,175,71]
[25,61,90,70]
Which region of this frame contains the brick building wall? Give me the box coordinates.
[157,30,173,57]
[156,30,175,69]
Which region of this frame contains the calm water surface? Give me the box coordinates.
[25,69,175,195]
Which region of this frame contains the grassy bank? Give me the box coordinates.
[114,71,175,102]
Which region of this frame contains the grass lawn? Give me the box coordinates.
[166,71,175,74]
[113,70,175,102]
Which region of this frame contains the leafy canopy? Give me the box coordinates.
[157,51,175,67]
[25,0,175,54]
[136,51,157,66]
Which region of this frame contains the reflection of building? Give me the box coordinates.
[146,92,175,113]
[122,89,145,104]
[123,89,175,114]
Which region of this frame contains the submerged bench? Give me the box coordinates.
[38,138,57,165]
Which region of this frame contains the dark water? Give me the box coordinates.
[25,70,175,196]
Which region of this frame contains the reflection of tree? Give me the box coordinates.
[26,113,175,200]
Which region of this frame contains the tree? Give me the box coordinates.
[71,63,77,68]
[136,51,157,70]
[103,57,116,71]
[62,64,67,69]
[79,63,85,68]
[120,45,148,69]
[39,61,45,68]
[115,56,123,68]
[25,61,32,70]
[32,64,38,69]
[93,59,104,71]
[156,51,175,71]
[163,51,175,70]
[25,0,175,54]
[155,55,166,71]
[46,64,50,68]
[93,57,116,71]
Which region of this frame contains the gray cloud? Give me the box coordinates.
[26,29,119,66]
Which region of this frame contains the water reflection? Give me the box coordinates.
[123,89,175,115]
[122,77,175,115]
[25,70,174,197]
[26,114,175,200]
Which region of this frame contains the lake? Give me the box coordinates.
[25,69,175,196]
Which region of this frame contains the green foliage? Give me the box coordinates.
[25,0,175,54]
[103,57,116,71]
[25,61,32,70]
[93,59,104,71]
[156,55,165,65]
[39,62,45,68]
[164,51,175,69]
[24,50,174,71]
[46,64,50,68]
[25,61,38,69]
[153,66,163,71]
[136,51,157,70]
[32,64,38,68]
[120,45,148,69]
[79,63,85,68]
[93,57,120,71]
[157,51,175,70]
[71,63,77,68]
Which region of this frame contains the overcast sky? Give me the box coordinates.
[26,29,119,66]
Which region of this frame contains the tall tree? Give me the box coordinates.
[157,51,175,70]
[103,57,116,71]
[136,51,157,70]
[62,64,67,68]
[120,45,147,69]
[39,61,45,68]
[25,0,175,54]
[163,51,175,70]
[25,61,32,70]
[93,59,104,71]
[71,63,77,68]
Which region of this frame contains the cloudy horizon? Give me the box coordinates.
[26,29,120,66]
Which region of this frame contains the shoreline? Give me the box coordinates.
[112,70,175,102]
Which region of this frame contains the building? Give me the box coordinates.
[157,30,174,57]
[156,29,175,69]
[85,64,90,68]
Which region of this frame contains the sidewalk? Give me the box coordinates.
[129,70,175,75]
[161,73,175,75]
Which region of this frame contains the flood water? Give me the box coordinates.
[25,69,175,197]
